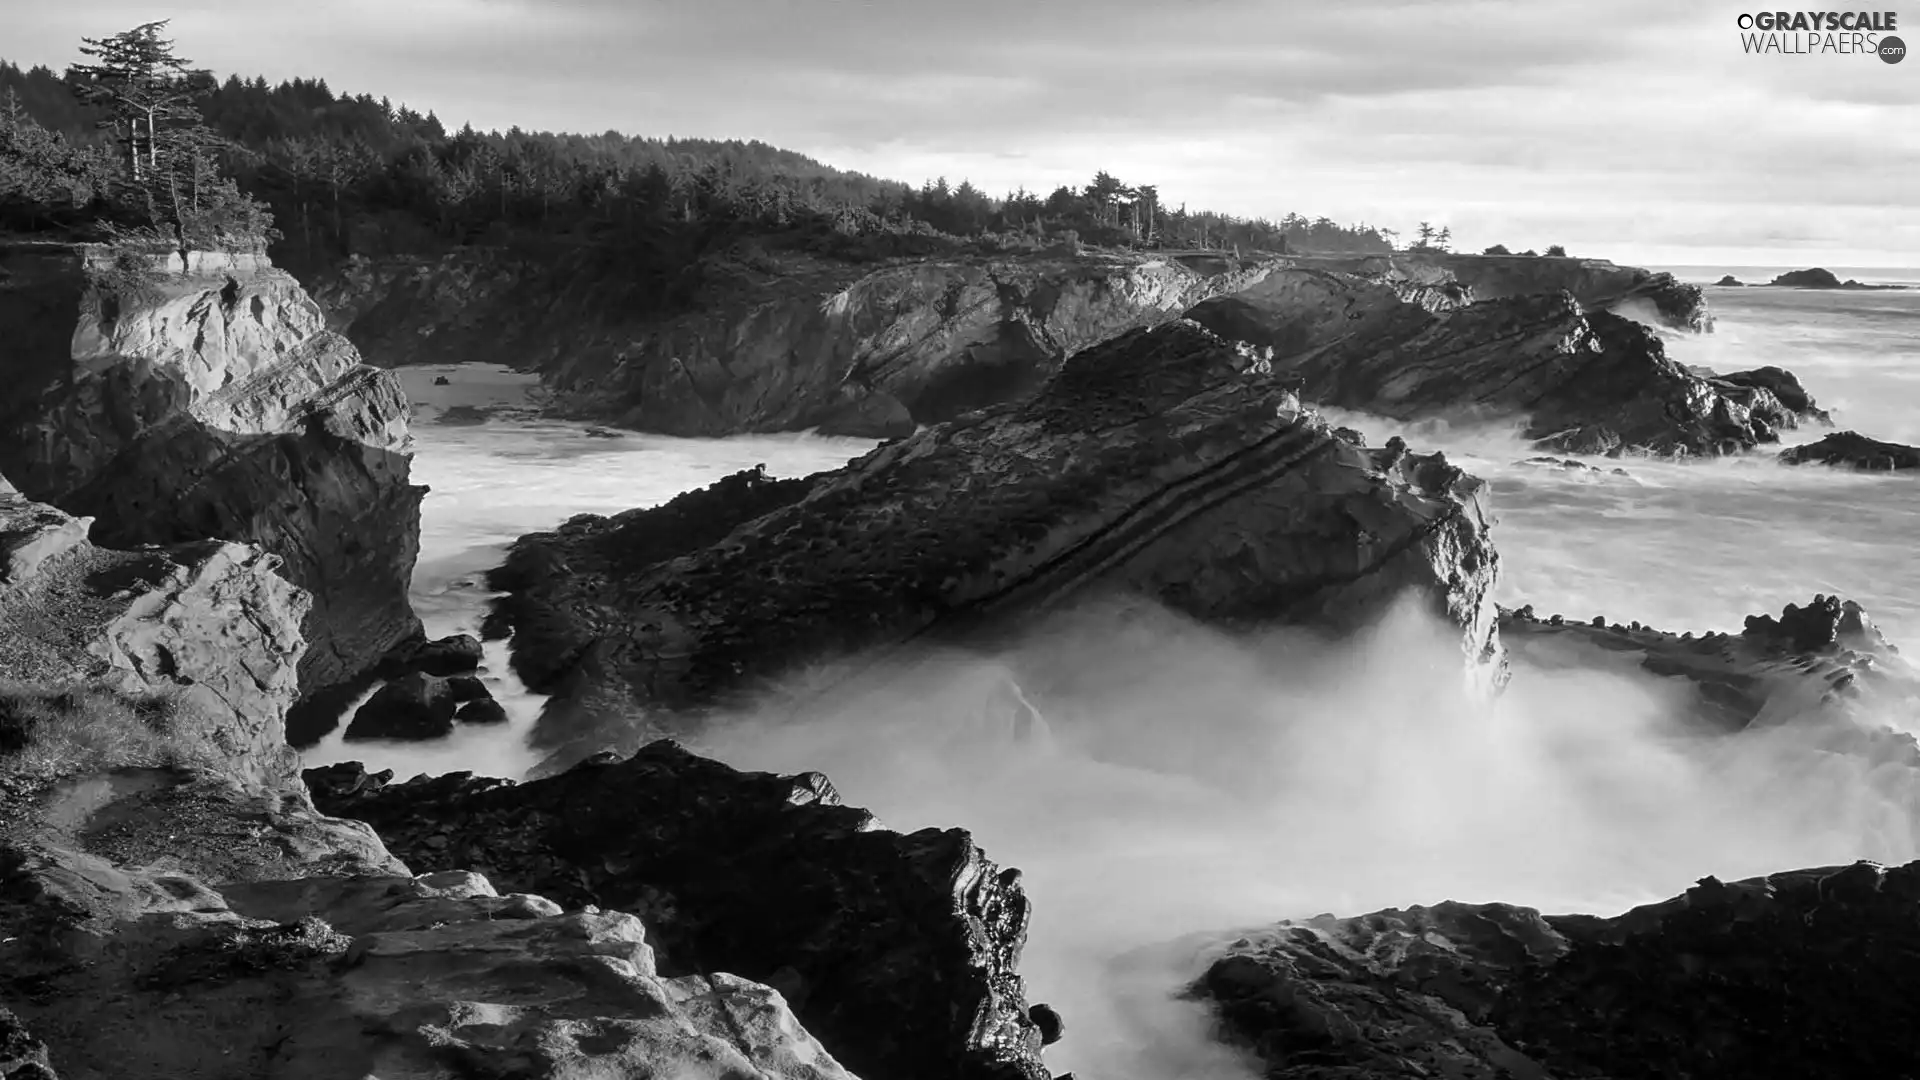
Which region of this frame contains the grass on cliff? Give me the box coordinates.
[0,682,212,798]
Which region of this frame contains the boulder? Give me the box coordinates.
[1716,365,1831,424]
[445,675,489,702]
[1779,431,1920,471]
[1500,596,1919,731]
[1194,860,1920,1079]
[306,740,1049,1080]
[0,243,423,741]
[1190,273,1809,456]
[484,319,1504,765]
[376,633,485,678]
[343,673,457,742]
[454,698,509,725]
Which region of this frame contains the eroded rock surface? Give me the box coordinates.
[306,739,1047,1080]
[486,319,1503,765]
[1189,270,1811,456]
[1195,859,1920,1080]
[0,243,423,726]
[1501,595,1918,731]
[1779,431,1920,471]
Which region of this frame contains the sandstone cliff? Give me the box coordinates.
[311,245,1275,437]
[0,242,423,720]
[1195,859,1920,1079]
[486,319,1505,770]
[1188,268,1815,456]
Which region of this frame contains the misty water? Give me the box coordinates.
[303,276,1920,1078]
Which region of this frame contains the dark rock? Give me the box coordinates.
[377,633,484,678]
[486,320,1504,769]
[1779,431,1920,471]
[1192,274,1801,457]
[305,740,1051,1080]
[431,375,450,385]
[1717,365,1832,424]
[343,673,457,742]
[1716,274,1745,286]
[582,426,625,438]
[1028,1003,1065,1046]
[1769,267,1843,288]
[446,675,490,703]
[1500,595,1917,731]
[454,698,509,725]
[1195,859,1920,1080]
[1,1002,59,1080]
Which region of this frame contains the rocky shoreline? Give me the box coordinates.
[5,243,1919,1078]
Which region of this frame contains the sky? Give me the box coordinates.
[3,0,1916,266]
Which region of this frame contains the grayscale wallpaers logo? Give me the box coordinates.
[1736,10,1905,59]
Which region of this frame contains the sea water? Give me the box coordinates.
[301,274,1920,1078]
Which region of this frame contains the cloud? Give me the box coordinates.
[6,0,1915,262]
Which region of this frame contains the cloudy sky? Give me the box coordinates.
[7,0,1916,265]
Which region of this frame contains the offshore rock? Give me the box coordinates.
[1779,430,1920,471]
[0,243,423,732]
[306,739,1048,1080]
[313,247,1275,436]
[1190,272,1804,456]
[0,475,310,787]
[0,858,853,1080]
[487,319,1504,764]
[1500,595,1919,731]
[1716,365,1831,424]
[1194,859,1920,1080]
[342,672,457,743]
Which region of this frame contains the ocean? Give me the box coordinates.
[302,278,1920,1078]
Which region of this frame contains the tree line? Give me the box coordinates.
[1,24,1402,271]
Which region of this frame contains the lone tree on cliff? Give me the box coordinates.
[1545,243,1568,257]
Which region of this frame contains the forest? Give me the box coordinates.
[1,26,1409,276]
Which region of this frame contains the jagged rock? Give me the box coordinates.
[312,248,1278,437]
[0,1006,57,1080]
[430,374,450,385]
[1,858,854,1080]
[1779,431,1920,471]
[1282,251,1713,331]
[1194,859,1920,1079]
[376,633,484,678]
[343,673,457,742]
[1717,365,1832,424]
[306,739,1048,1080]
[1500,596,1919,731]
[0,243,423,739]
[1514,457,1632,478]
[453,698,508,725]
[1191,274,1805,457]
[445,675,489,703]
[0,478,311,787]
[485,319,1503,765]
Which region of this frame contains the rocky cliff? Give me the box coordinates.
[486,319,1505,771]
[1194,859,1920,1079]
[310,246,1275,437]
[1285,251,1713,332]
[0,242,423,720]
[1188,268,1816,456]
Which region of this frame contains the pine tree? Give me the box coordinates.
[68,20,202,184]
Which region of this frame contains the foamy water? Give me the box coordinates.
[301,282,1920,1079]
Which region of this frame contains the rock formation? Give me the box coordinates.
[1282,251,1713,332]
[1766,267,1906,290]
[306,742,1049,1080]
[1779,431,1920,471]
[1717,274,1745,286]
[1188,268,1816,456]
[313,246,1277,437]
[1500,596,1918,731]
[1716,365,1832,424]
[1193,859,1920,1079]
[485,319,1505,767]
[0,242,423,734]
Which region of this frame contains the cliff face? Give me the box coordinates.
[1285,251,1713,332]
[486,319,1505,771]
[0,243,423,711]
[310,246,1275,437]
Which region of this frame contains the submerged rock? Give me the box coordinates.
[1779,430,1920,471]
[307,739,1049,1080]
[1189,272,1809,457]
[487,319,1504,765]
[0,243,423,733]
[1500,595,1918,731]
[1195,859,1920,1079]
[343,672,458,742]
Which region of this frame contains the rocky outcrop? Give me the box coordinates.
[1500,595,1918,731]
[1194,859,1920,1080]
[306,739,1049,1080]
[485,319,1504,766]
[312,246,1276,437]
[1716,274,1745,286]
[0,243,424,728]
[1716,365,1831,424]
[1780,431,1920,471]
[1282,251,1713,332]
[1767,267,1905,290]
[0,475,310,788]
[1189,270,1811,456]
